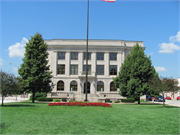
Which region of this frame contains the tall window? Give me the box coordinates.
[97,53,104,60]
[57,65,65,74]
[71,52,78,60]
[110,53,117,60]
[97,81,104,91]
[70,81,77,91]
[110,81,117,91]
[58,52,65,59]
[83,65,91,72]
[57,81,64,91]
[70,65,78,75]
[96,65,104,75]
[83,52,91,60]
[110,65,117,75]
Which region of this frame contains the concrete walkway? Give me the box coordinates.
[0,97,29,103]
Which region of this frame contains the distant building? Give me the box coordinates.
[45,39,145,102]
[164,78,180,99]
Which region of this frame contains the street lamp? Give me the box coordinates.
[9,63,19,101]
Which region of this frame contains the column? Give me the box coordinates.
[79,52,83,75]
[105,52,109,77]
[65,51,70,76]
[92,52,96,73]
[92,52,96,94]
[53,51,57,76]
[117,52,122,73]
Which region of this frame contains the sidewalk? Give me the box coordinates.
[0,97,29,103]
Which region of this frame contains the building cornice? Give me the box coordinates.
[45,39,144,48]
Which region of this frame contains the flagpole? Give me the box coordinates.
[85,0,89,102]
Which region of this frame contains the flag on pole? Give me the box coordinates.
[102,0,115,2]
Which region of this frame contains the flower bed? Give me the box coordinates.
[48,102,112,107]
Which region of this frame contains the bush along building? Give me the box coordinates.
[45,39,146,102]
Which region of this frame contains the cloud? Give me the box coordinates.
[0,58,3,66]
[169,31,180,42]
[155,66,167,72]
[8,37,28,58]
[158,42,180,53]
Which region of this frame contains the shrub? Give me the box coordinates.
[46,98,53,101]
[30,92,47,100]
[114,100,120,103]
[53,99,61,102]
[37,97,52,101]
[121,98,135,102]
[37,97,46,101]
[105,99,111,103]
[140,99,145,102]
[62,98,67,102]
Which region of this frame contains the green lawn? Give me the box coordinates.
[1,101,179,134]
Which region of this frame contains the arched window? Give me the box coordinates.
[70,81,77,91]
[97,81,104,91]
[110,81,117,91]
[57,81,64,91]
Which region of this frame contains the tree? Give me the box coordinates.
[113,43,157,104]
[148,76,179,107]
[0,71,19,106]
[18,32,54,103]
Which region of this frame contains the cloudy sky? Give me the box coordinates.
[0,0,179,79]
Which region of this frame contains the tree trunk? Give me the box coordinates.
[32,92,35,103]
[163,93,165,108]
[138,97,140,104]
[2,95,4,106]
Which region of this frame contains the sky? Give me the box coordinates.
[0,0,180,79]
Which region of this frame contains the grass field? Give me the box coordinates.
[1,101,179,134]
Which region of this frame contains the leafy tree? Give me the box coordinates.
[18,32,54,103]
[148,76,179,107]
[0,71,19,106]
[113,43,157,104]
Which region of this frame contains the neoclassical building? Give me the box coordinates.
[46,39,145,102]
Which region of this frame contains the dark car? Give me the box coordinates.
[156,95,165,102]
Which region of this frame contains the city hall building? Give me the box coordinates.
[46,39,145,102]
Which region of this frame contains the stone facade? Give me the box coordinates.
[45,39,146,102]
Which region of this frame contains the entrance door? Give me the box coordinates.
[84,82,90,94]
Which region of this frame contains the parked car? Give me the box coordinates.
[146,95,152,101]
[156,95,165,102]
[177,96,180,100]
[165,96,171,100]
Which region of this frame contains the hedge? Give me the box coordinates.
[37,97,53,101]
[121,98,135,102]
[53,99,61,102]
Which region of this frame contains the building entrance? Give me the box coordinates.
[84,82,90,94]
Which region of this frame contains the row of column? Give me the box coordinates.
[51,50,125,77]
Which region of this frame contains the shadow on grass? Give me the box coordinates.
[0,104,35,107]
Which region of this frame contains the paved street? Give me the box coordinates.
[155,99,180,107]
